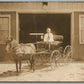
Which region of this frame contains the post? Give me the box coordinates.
[48,42,51,51]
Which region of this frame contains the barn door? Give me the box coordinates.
[79,15,84,44]
[0,15,10,61]
[0,16,10,44]
[78,13,84,59]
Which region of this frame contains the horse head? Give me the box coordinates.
[5,37,14,53]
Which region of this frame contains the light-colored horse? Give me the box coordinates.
[6,38,36,72]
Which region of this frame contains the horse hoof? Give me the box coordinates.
[19,70,23,73]
[16,71,19,73]
[16,72,19,76]
[30,70,34,73]
[33,69,35,72]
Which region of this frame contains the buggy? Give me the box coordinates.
[33,35,72,70]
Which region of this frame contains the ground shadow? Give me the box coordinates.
[23,63,52,72]
[0,63,54,78]
[0,70,21,78]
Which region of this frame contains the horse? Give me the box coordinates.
[6,38,36,72]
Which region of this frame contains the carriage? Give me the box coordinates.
[6,34,72,72]
[32,34,72,70]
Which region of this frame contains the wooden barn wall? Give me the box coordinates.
[0,2,83,12]
[0,12,16,61]
[72,12,84,60]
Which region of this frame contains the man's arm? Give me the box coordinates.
[49,33,54,42]
[44,34,47,42]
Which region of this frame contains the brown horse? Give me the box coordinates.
[6,38,36,72]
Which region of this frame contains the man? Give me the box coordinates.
[44,28,54,42]
[44,28,54,51]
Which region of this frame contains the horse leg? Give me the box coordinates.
[15,60,18,73]
[29,56,33,70]
[32,55,35,72]
[19,59,22,72]
[29,55,35,72]
[26,60,29,66]
[30,59,32,70]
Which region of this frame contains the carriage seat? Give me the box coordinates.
[36,35,63,51]
[53,35,63,41]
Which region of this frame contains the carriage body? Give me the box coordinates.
[34,35,63,64]
[34,35,71,68]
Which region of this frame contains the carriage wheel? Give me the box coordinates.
[64,45,72,64]
[50,50,61,70]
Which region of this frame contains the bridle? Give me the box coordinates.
[6,40,12,50]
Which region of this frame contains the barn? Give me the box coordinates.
[0,1,84,61]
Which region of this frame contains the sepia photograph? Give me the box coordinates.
[0,0,84,82]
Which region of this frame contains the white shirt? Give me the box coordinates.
[44,33,54,42]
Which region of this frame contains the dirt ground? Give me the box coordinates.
[0,61,84,82]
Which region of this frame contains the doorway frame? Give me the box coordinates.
[16,11,74,58]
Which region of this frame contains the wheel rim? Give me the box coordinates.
[64,45,72,64]
[50,50,61,70]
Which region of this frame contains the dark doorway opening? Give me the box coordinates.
[19,14,71,47]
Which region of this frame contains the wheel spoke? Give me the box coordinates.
[50,50,61,70]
